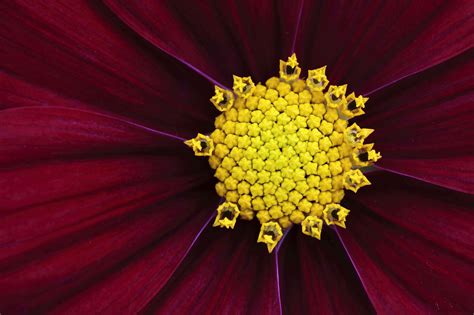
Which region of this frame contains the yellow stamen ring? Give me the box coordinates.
[186,54,380,252]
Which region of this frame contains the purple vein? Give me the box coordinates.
[274,227,291,315]
[291,0,305,53]
[333,226,376,309]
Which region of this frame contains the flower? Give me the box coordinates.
[0,1,473,314]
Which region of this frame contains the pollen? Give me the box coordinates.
[186,54,380,253]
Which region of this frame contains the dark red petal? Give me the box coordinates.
[142,221,280,314]
[0,184,217,313]
[279,229,375,314]
[0,1,213,134]
[360,50,474,193]
[0,106,195,165]
[104,0,303,85]
[339,171,474,313]
[294,1,474,94]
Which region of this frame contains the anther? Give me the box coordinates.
[185,133,214,156]
[323,204,350,228]
[340,93,368,118]
[279,53,301,81]
[343,169,371,192]
[345,123,374,147]
[233,75,255,98]
[257,221,283,253]
[325,85,347,108]
[301,215,323,239]
[213,202,240,229]
[306,66,329,91]
[211,86,235,112]
[352,144,381,166]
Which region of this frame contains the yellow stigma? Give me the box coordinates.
[186,54,380,253]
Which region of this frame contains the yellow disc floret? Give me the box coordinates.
[186,54,380,252]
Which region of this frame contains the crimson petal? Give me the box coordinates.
[339,172,474,313]
[0,106,196,165]
[142,221,280,314]
[0,185,217,313]
[359,50,474,193]
[278,229,375,314]
[104,0,303,85]
[294,1,474,94]
[0,1,213,134]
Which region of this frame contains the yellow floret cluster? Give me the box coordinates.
[185,54,380,253]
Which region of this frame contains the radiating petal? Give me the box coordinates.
[0,1,213,134]
[359,50,474,193]
[339,172,474,313]
[141,221,280,314]
[0,184,217,313]
[0,106,195,165]
[294,1,474,94]
[104,0,303,85]
[279,229,375,314]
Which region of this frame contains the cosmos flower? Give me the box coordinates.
[0,1,473,314]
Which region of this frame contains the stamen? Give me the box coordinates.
[257,221,283,253]
[184,133,214,156]
[323,204,350,228]
[279,53,301,81]
[301,215,323,239]
[352,143,381,167]
[343,169,371,192]
[233,75,255,98]
[213,202,240,229]
[341,93,368,118]
[306,66,329,91]
[186,54,380,252]
[325,85,347,108]
[211,86,235,112]
[345,123,374,147]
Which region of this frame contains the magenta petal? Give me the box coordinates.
[278,229,375,314]
[359,51,474,193]
[339,171,474,313]
[0,184,217,313]
[142,221,280,314]
[295,1,474,94]
[0,1,213,133]
[0,106,198,165]
[104,0,303,85]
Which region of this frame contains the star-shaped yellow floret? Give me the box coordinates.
[213,202,240,229]
[233,75,255,98]
[343,169,371,192]
[341,93,368,118]
[258,221,283,253]
[301,215,323,239]
[210,86,235,112]
[306,66,329,91]
[325,84,347,108]
[184,133,214,156]
[323,204,350,228]
[279,53,301,81]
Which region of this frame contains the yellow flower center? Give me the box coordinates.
[185,54,380,253]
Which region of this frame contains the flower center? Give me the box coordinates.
[185,54,380,253]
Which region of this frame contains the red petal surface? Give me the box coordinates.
[339,172,474,313]
[0,106,192,165]
[0,186,217,314]
[360,50,474,193]
[0,1,214,135]
[104,0,303,86]
[141,221,281,314]
[294,1,474,94]
[0,106,216,312]
[278,229,375,314]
